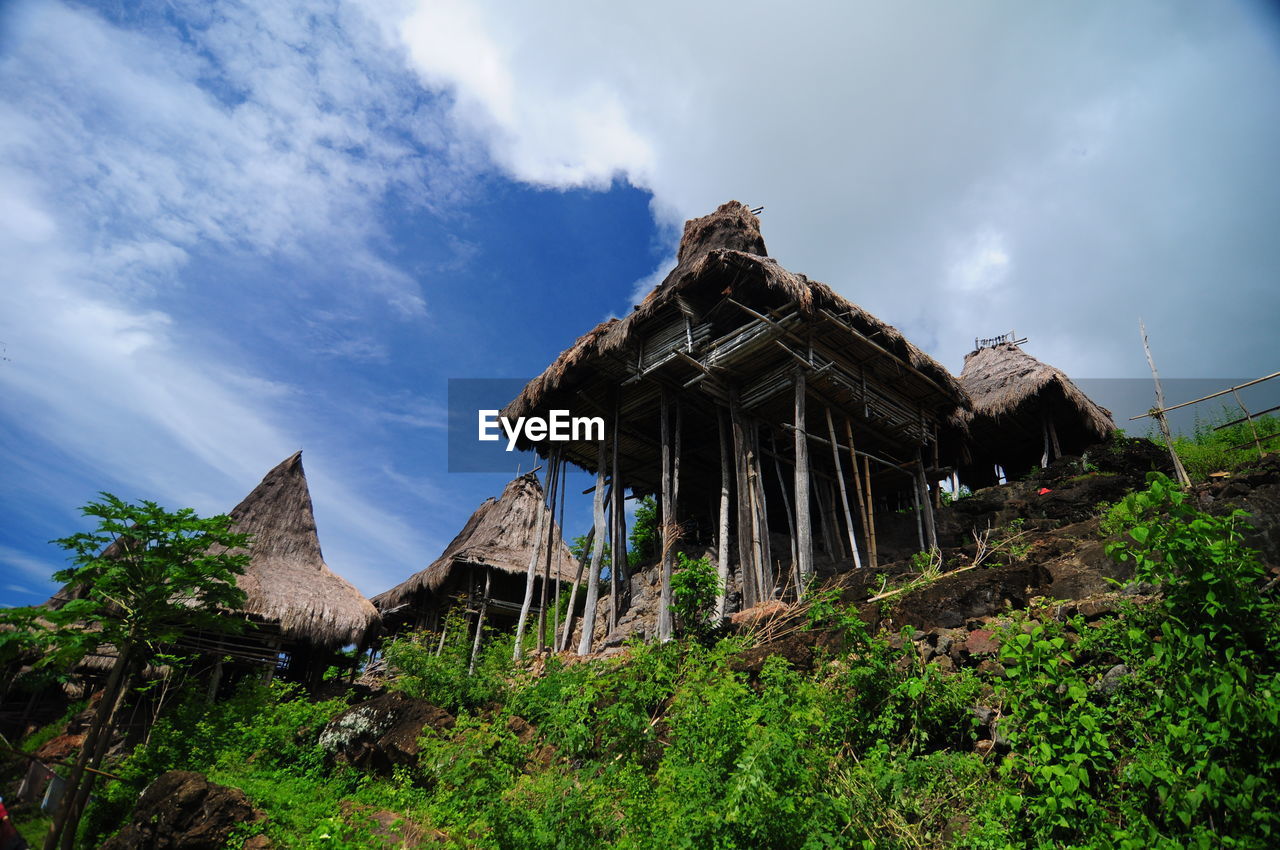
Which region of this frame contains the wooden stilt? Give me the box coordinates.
[469,569,491,673]
[515,459,551,660]
[750,424,774,598]
[537,453,562,653]
[610,402,623,629]
[579,439,609,655]
[912,475,926,551]
[1140,319,1192,488]
[553,461,567,647]
[826,408,863,568]
[793,369,814,592]
[716,408,732,618]
[658,390,675,641]
[1047,414,1061,460]
[862,455,878,568]
[916,451,938,550]
[729,388,759,608]
[1041,411,1052,469]
[844,419,870,566]
[769,431,798,596]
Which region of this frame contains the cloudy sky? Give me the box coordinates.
[2,0,1278,606]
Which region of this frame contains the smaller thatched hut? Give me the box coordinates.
[956,342,1114,487]
[372,472,577,637]
[44,451,380,688]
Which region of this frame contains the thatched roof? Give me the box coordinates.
[958,343,1113,439]
[47,452,380,648]
[505,201,968,429]
[371,472,577,612]
[212,451,380,647]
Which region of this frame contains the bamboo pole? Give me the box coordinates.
[794,369,814,592]
[915,452,938,551]
[1139,320,1193,488]
[610,401,623,629]
[769,431,798,594]
[863,455,878,567]
[579,440,609,655]
[469,569,491,673]
[729,388,759,607]
[751,424,774,598]
[716,408,731,619]
[658,390,675,641]
[553,458,567,648]
[1231,388,1265,459]
[844,419,870,566]
[826,408,863,568]
[536,453,561,653]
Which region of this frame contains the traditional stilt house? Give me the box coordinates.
[955,338,1114,488]
[371,472,577,643]
[47,452,381,689]
[503,201,971,638]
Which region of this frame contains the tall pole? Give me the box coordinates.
[514,465,549,659]
[1140,319,1193,488]
[793,369,814,592]
[578,439,609,655]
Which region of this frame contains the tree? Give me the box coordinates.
[0,494,250,850]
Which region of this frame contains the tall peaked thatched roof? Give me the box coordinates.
[45,452,380,649]
[215,451,380,647]
[958,343,1113,439]
[505,201,968,430]
[371,472,577,612]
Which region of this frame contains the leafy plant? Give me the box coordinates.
[628,495,658,569]
[670,553,721,640]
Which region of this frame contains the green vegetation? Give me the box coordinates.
[0,493,250,850]
[12,475,1279,848]
[670,552,721,640]
[1171,406,1280,480]
[628,495,658,568]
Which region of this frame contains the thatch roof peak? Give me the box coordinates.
[216,451,380,647]
[958,343,1113,439]
[675,200,767,264]
[372,472,577,613]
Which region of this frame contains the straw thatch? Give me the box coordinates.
[958,343,1113,439]
[504,201,968,431]
[372,472,577,613]
[48,452,380,648]
[211,451,380,647]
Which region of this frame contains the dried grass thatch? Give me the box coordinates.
[371,472,577,612]
[504,201,967,427]
[211,451,380,648]
[958,343,1113,439]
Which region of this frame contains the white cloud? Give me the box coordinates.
[388,0,1280,379]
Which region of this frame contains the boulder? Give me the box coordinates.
[320,692,455,774]
[99,771,267,850]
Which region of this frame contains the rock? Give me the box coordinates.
[962,629,1000,657]
[969,704,996,727]
[99,770,266,850]
[1096,663,1132,695]
[1075,598,1118,620]
[34,733,85,761]
[974,740,996,758]
[320,692,455,774]
[992,717,1014,752]
[931,654,955,673]
[976,659,1007,678]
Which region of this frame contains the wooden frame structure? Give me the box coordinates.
[503,202,970,624]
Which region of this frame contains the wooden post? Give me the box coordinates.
[610,404,623,629]
[469,569,491,673]
[916,451,938,551]
[579,440,609,655]
[658,390,675,641]
[793,369,814,592]
[729,388,759,608]
[514,460,551,660]
[769,431,798,592]
[862,455,878,567]
[553,463,567,648]
[537,454,563,653]
[844,419,870,565]
[750,424,774,598]
[1140,319,1192,488]
[716,408,732,619]
[912,474,926,551]
[1041,410,1052,469]
[826,408,863,568]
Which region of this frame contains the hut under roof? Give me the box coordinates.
[46,451,380,686]
[956,342,1114,488]
[372,472,576,636]
[505,201,972,634]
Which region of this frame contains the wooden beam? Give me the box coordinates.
[729,387,759,607]
[827,408,862,568]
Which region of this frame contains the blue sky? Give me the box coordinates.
[2,0,1279,606]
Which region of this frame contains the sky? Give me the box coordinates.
[2,0,1278,606]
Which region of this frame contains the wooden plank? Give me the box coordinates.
[826,407,862,568]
